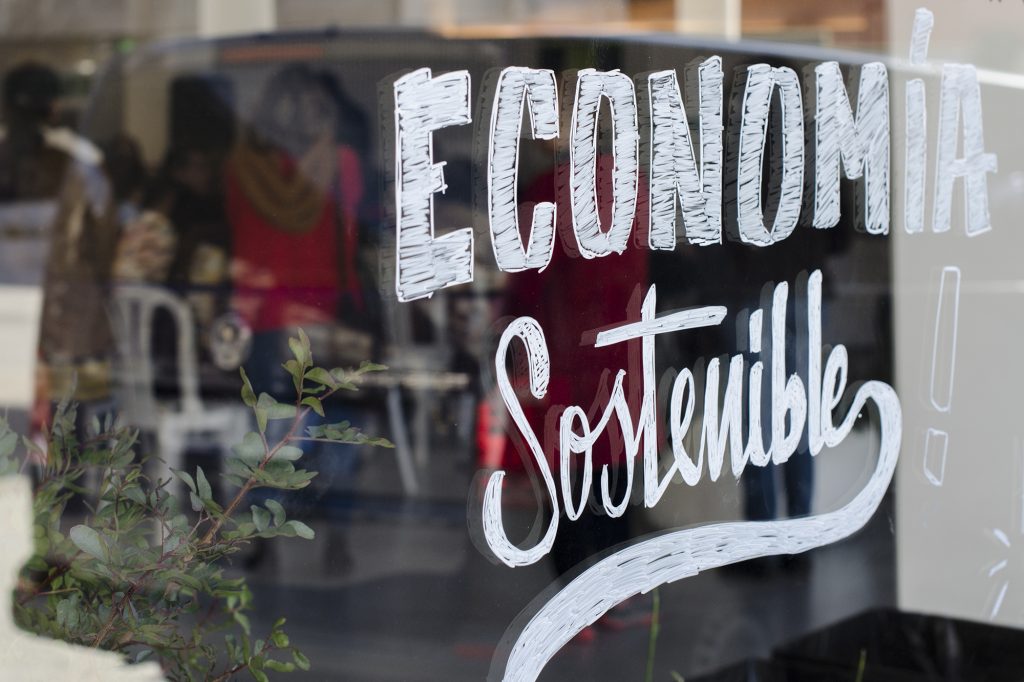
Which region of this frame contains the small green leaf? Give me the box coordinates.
[329,368,358,390]
[0,427,19,458]
[233,610,251,635]
[288,329,312,367]
[222,473,250,489]
[287,470,318,489]
[306,420,349,439]
[251,669,269,682]
[284,520,315,540]
[56,594,81,629]
[272,404,297,420]
[196,466,212,502]
[358,361,388,373]
[251,505,270,533]
[270,630,290,648]
[232,432,265,465]
[293,649,311,671]
[69,525,106,561]
[123,485,147,505]
[189,491,204,512]
[174,469,197,494]
[163,569,202,591]
[258,392,297,420]
[265,499,286,526]
[282,359,304,393]
[288,338,304,363]
[275,445,303,461]
[263,459,296,476]
[265,659,295,672]
[301,396,324,417]
[240,367,257,407]
[163,533,182,553]
[305,367,336,388]
[223,458,255,488]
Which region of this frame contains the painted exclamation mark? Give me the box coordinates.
[923,266,961,486]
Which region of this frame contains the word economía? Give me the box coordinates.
[391,8,996,302]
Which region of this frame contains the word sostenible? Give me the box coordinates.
[478,269,901,568]
[391,13,995,302]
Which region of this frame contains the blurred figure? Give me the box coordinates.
[28,61,117,433]
[101,133,148,228]
[227,65,371,358]
[113,140,235,394]
[0,62,94,202]
[225,64,376,568]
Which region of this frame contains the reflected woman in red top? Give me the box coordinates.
[226,65,365,344]
[226,65,371,549]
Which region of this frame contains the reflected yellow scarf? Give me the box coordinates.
[230,132,336,233]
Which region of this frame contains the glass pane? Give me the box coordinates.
[0,2,1022,681]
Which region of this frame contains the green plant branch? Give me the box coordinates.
[7,331,388,680]
[92,583,140,648]
[644,588,661,682]
[198,383,345,548]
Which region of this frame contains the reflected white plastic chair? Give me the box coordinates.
[109,284,249,488]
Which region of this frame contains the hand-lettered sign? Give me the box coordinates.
[387,7,992,680]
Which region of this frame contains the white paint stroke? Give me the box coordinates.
[569,69,640,258]
[394,68,474,301]
[909,8,934,66]
[903,7,932,234]
[928,266,960,413]
[806,271,825,457]
[986,527,1012,621]
[646,58,724,248]
[995,528,1011,549]
[594,306,726,346]
[736,65,804,246]
[770,280,807,465]
[812,61,890,234]
[923,427,948,486]
[748,309,763,354]
[488,67,559,273]
[990,581,1009,621]
[746,306,769,467]
[932,62,997,236]
[483,317,558,567]
[904,78,927,235]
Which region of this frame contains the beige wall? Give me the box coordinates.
[890,1,1024,629]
